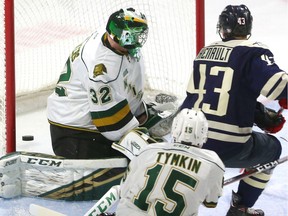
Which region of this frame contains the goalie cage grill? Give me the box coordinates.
[0,0,205,156]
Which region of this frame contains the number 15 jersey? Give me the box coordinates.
[116,143,225,216]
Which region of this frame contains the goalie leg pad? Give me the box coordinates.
[0,180,22,198]
[0,154,22,198]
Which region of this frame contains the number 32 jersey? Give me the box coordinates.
[47,30,145,141]
[116,143,225,216]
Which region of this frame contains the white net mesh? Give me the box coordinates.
[13,0,196,98]
[1,0,198,156]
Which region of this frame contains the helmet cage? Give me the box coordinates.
[119,27,148,49]
[106,8,148,58]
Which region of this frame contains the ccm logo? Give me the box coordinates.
[26,157,62,167]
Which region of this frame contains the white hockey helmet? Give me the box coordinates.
[172,108,208,148]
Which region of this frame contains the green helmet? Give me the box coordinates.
[106,8,148,59]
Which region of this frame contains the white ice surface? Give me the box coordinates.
[2,105,287,216]
[1,0,288,215]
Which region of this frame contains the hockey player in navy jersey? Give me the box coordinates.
[181,4,287,216]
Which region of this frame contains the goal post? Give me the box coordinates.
[0,0,205,157]
[5,0,16,154]
[1,0,16,156]
[196,0,205,54]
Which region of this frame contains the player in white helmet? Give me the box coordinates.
[112,108,225,216]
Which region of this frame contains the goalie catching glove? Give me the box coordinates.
[138,101,178,137]
[254,102,286,133]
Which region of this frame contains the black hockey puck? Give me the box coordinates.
[22,135,34,141]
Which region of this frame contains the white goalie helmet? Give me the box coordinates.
[172,108,208,148]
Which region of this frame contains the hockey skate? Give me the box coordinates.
[226,191,264,216]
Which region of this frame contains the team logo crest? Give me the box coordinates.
[93,64,107,78]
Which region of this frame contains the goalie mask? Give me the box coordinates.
[217,4,253,40]
[172,109,208,148]
[106,8,148,59]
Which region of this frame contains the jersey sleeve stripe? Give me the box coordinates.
[91,100,129,119]
[91,100,135,132]
[208,131,250,143]
[208,119,252,143]
[261,71,288,99]
[92,105,131,127]
[208,120,252,134]
[96,111,134,132]
[92,104,131,128]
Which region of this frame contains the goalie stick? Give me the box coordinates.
[29,204,66,216]
[83,185,120,216]
[29,185,120,216]
[224,155,288,186]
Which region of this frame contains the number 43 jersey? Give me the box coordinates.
[183,39,287,151]
[116,143,225,216]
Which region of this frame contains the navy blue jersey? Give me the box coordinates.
[182,39,287,157]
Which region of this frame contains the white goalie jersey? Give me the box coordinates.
[116,142,225,216]
[47,29,145,141]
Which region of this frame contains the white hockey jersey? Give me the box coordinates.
[116,143,225,216]
[47,30,145,141]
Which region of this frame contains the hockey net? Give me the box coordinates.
[0,0,204,156]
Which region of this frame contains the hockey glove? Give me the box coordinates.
[112,127,158,160]
[140,102,178,137]
[254,102,286,133]
[279,98,288,109]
